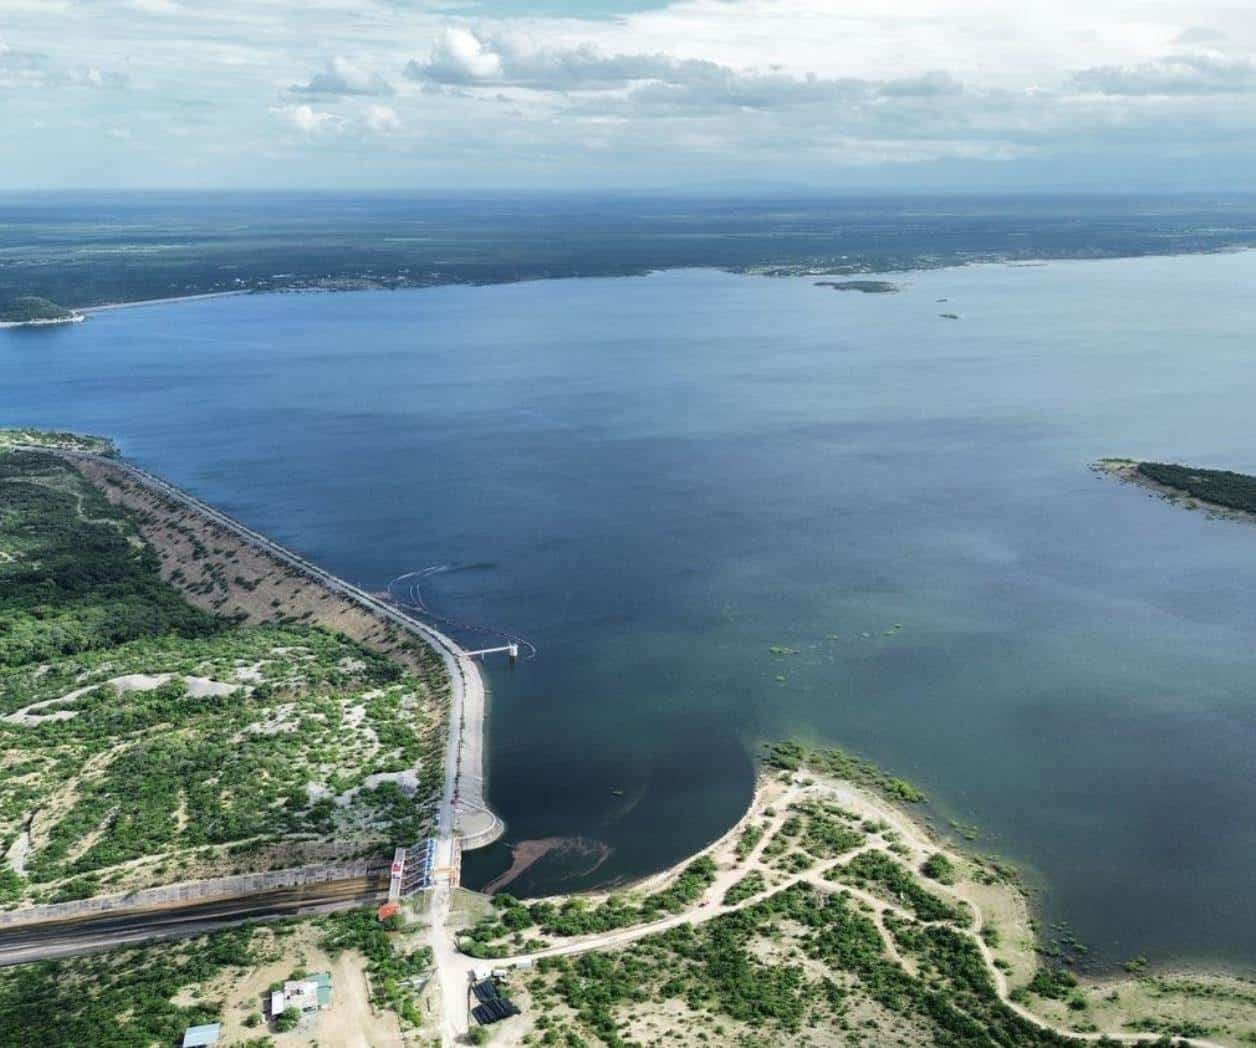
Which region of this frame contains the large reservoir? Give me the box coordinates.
[6,252,1256,970]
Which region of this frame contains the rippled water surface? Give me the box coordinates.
[5,254,1256,969]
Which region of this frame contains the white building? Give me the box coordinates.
[282,971,332,1013]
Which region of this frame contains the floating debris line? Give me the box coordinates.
[386,567,538,660]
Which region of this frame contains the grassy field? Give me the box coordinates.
[0,446,445,903]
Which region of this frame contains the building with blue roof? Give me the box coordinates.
[181,1023,221,1048]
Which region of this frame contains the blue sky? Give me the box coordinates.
[3,0,1256,191]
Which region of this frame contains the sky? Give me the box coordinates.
[3,0,1256,191]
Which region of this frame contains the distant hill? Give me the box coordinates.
[0,296,76,323]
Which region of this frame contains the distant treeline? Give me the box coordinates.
[5,193,1256,308]
[1138,461,1256,514]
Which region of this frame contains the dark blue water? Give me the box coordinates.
[5,254,1256,971]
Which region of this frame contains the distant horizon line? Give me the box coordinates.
[4,187,1256,200]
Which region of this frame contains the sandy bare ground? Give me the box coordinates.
[80,290,250,313]
[4,673,239,726]
[208,924,404,1048]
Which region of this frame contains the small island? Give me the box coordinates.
[814,279,900,293]
[0,295,85,327]
[1095,457,1256,521]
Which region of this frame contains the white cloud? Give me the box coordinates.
[0,34,50,87]
[407,28,716,89]
[1174,27,1227,45]
[0,36,128,90]
[7,0,1256,188]
[619,68,969,115]
[405,26,971,111]
[414,28,503,84]
[292,56,393,97]
[68,66,130,89]
[269,103,346,135]
[364,103,401,132]
[1073,51,1256,96]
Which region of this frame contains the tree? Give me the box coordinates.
[275,1006,301,1032]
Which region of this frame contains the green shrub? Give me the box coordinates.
[921,853,956,885]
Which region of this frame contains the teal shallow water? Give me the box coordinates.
[5,253,1256,970]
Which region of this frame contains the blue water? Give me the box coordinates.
[5,253,1256,970]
